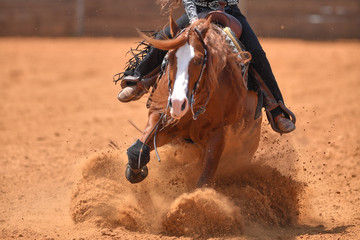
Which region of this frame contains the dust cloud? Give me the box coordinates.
[70,141,302,238]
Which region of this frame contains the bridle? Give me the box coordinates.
[138,26,211,166]
[190,28,210,120]
[167,27,210,120]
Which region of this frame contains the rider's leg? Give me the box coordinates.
[118,13,190,102]
[227,6,295,134]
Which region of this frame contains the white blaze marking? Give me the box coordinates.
[170,42,195,118]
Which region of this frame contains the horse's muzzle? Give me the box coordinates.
[125,164,148,184]
[170,96,189,119]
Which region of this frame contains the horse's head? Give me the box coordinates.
[142,17,214,120]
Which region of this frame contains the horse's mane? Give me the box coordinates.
[147,19,247,115]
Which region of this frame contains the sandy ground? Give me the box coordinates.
[0,37,359,240]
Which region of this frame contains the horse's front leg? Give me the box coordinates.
[125,112,172,184]
[196,128,225,187]
[124,112,159,184]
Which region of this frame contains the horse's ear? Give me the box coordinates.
[201,16,212,37]
[169,14,180,38]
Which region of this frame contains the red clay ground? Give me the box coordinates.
[0,37,359,239]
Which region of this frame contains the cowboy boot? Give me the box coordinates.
[250,67,296,134]
[269,103,296,134]
[274,111,296,133]
[117,67,160,103]
[117,76,143,102]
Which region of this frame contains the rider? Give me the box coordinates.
[116,0,296,134]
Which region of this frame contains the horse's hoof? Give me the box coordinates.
[125,164,148,184]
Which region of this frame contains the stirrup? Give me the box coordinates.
[120,66,161,89]
[265,100,296,134]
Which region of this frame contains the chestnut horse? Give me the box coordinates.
[125,16,262,187]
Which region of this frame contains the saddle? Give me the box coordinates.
[198,2,243,39]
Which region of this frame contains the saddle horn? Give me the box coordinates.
[197,6,243,39]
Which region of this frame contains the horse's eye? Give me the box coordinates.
[193,57,203,65]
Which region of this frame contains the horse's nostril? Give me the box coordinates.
[169,99,172,108]
[181,100,187,111]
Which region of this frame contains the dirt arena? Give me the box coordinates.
[0,37,359,240]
